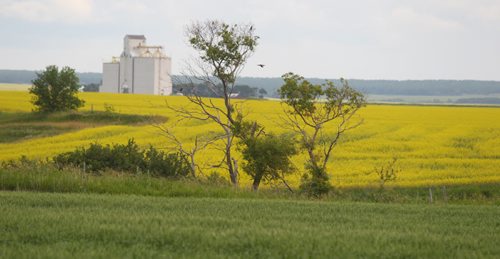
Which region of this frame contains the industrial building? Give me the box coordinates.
[101,35,172,95]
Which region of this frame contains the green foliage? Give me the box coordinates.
[279,72,365,120]
[143,146,192,178]
[233,115,297,190]
[29,65,84,112]
[279,73,323,115]
[205,171,232,187]
[82,83,99,92]
[299,166,332,197]
[241,133,297,190]
[233,84,258,98]
[187,20,259,85]
[53,139,192,178]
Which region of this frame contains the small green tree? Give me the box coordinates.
[233,116,297,191]
[278,73,365,196]
[241,133,297,191]
[30,65,84,112]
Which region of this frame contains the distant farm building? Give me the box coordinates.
[101,35,172,95]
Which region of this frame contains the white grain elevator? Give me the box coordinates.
[101,35,172,95]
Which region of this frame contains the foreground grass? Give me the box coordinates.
[1,165,499,204]
[1,191,499,258]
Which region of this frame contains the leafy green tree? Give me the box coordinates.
[278,72,365,196]
[242,134,297,191]
[258,88,267,98]
[169,20,259,185]
[30,65,84,112]
[82,83,100,92]
[233,84,258,98]
[233,116,297,191]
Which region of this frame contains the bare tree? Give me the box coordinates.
[171,20,259,186]
[278,72,366,196]
[154,123,222,177]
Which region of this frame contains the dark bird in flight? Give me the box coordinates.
[257,64,265,68]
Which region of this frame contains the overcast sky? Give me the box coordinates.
[1,0,499,80]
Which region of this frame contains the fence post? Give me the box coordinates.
[429,187,433,204]
[83,161,86,174]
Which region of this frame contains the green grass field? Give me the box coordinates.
[1,191,498,258]
[0,111,165,143]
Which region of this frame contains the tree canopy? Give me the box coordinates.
[30,65,84,112]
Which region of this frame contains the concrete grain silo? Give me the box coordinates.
[101,35,172,95]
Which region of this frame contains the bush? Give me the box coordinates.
[299,166,332,197]
[53,139,192,178]
[205,172,231,187]
[143,146,192,178]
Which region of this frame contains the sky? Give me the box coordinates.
[1,0,500,80]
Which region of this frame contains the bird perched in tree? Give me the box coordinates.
[257,64,265,68]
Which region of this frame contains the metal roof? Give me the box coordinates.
[125,35,146,40]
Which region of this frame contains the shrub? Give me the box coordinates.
[53,139,191,178]
[299,166,332,197]
[143,146,192,178]
[205,172,231,187]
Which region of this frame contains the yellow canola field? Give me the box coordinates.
[1,90,499,188]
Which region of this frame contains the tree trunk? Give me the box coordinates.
[231,157,239,186]
[227,152,237,185]
[189,154,196,178]
[252,176,262,191]
[225,133,238,186]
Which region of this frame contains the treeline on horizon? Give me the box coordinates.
[2,69,500,97]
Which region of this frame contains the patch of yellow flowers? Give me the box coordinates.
[1,89,499,188]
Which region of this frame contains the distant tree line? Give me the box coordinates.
[3,69,500,97]
[82,83,99,92]
[173,83,267,98]
[0,69,101,85]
